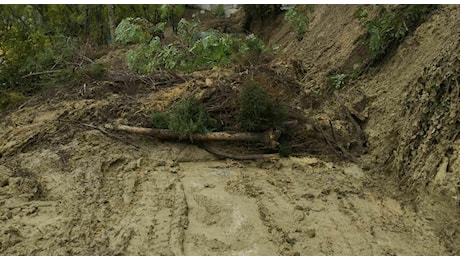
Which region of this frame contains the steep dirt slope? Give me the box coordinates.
[354,6,460,253]
[0,4,459,256]
[269,4,460,253]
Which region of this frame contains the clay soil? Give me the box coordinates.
[0,5,459,256]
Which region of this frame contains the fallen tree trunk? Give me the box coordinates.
[104,124,280,148]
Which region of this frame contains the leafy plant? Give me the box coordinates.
[114,18,151,45]
[329,74,348,90]
[356,5,436,63]
[281,5,313,41]
[237,81,287,131]
[117,18,272,74]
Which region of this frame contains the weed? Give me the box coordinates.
[282,5,313,41]
[329,74,348,90]
[356,5,436,64]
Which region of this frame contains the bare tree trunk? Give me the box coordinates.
[107,4,116,45]
[105,124,280,148]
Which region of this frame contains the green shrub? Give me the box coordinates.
[117,18,272,74]
[237,81,287,131]
[115,18,152,45]
[329,74,348,90]
[213,5,226,18]
[356,5,436,63]
[281,5,313,41]
[151,96,217,140]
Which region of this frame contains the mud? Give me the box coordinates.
[0,123,448,255]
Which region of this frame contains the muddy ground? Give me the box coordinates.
[1,4,459,256]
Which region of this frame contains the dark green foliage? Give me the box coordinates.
[151,110,170,129]
[0,4,187,109]
[328,74,348,90]
[356,5,436,63]
[0,91,26,110]
[151,97,217,140]
[160,4,185,34]
[278,144,293,157]
[119,18,272,74]
[281,5,314,41]
[242,4,283,30]
[237,82,287,131]
[212,5,226,19]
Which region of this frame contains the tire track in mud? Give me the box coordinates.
[0,127,191,255]
[0,124,450,255]
[178,157,448,255]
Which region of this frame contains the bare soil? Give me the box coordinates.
[0,4,459,256]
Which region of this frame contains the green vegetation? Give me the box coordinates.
[117,18,271,74]
[0,90,27,110]
[0,4,187,110]
[281,5,313,41]
[329,74,348,90]
[242,5,283,30]
[237,81,287,131]
[151,97,217,140]
[356,5,436,63]
[212,5,226,19]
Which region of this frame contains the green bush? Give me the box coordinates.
[281,5,313,41]
[329,74,348,90]
[150,96,217,140]
[212,5,226,18]
[356,5,436,62]
[0,32,79,95]
[115,18,151,45]
[117,18,272,74]
[237,81,287,131]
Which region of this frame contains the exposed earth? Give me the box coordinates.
[0,5,459,255]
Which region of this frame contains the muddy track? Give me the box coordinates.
[0,122,448,255]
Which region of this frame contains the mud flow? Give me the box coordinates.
[1,4,459,256]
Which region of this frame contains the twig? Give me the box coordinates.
[333,91,367,147]
[80,54,95,64]
[21,69,63,79]
[58,119,140,150]
[329,120,338,143]
[314,124,343,158]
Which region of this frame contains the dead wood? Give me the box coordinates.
[333,91,367,147]
[105,124,281,148]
